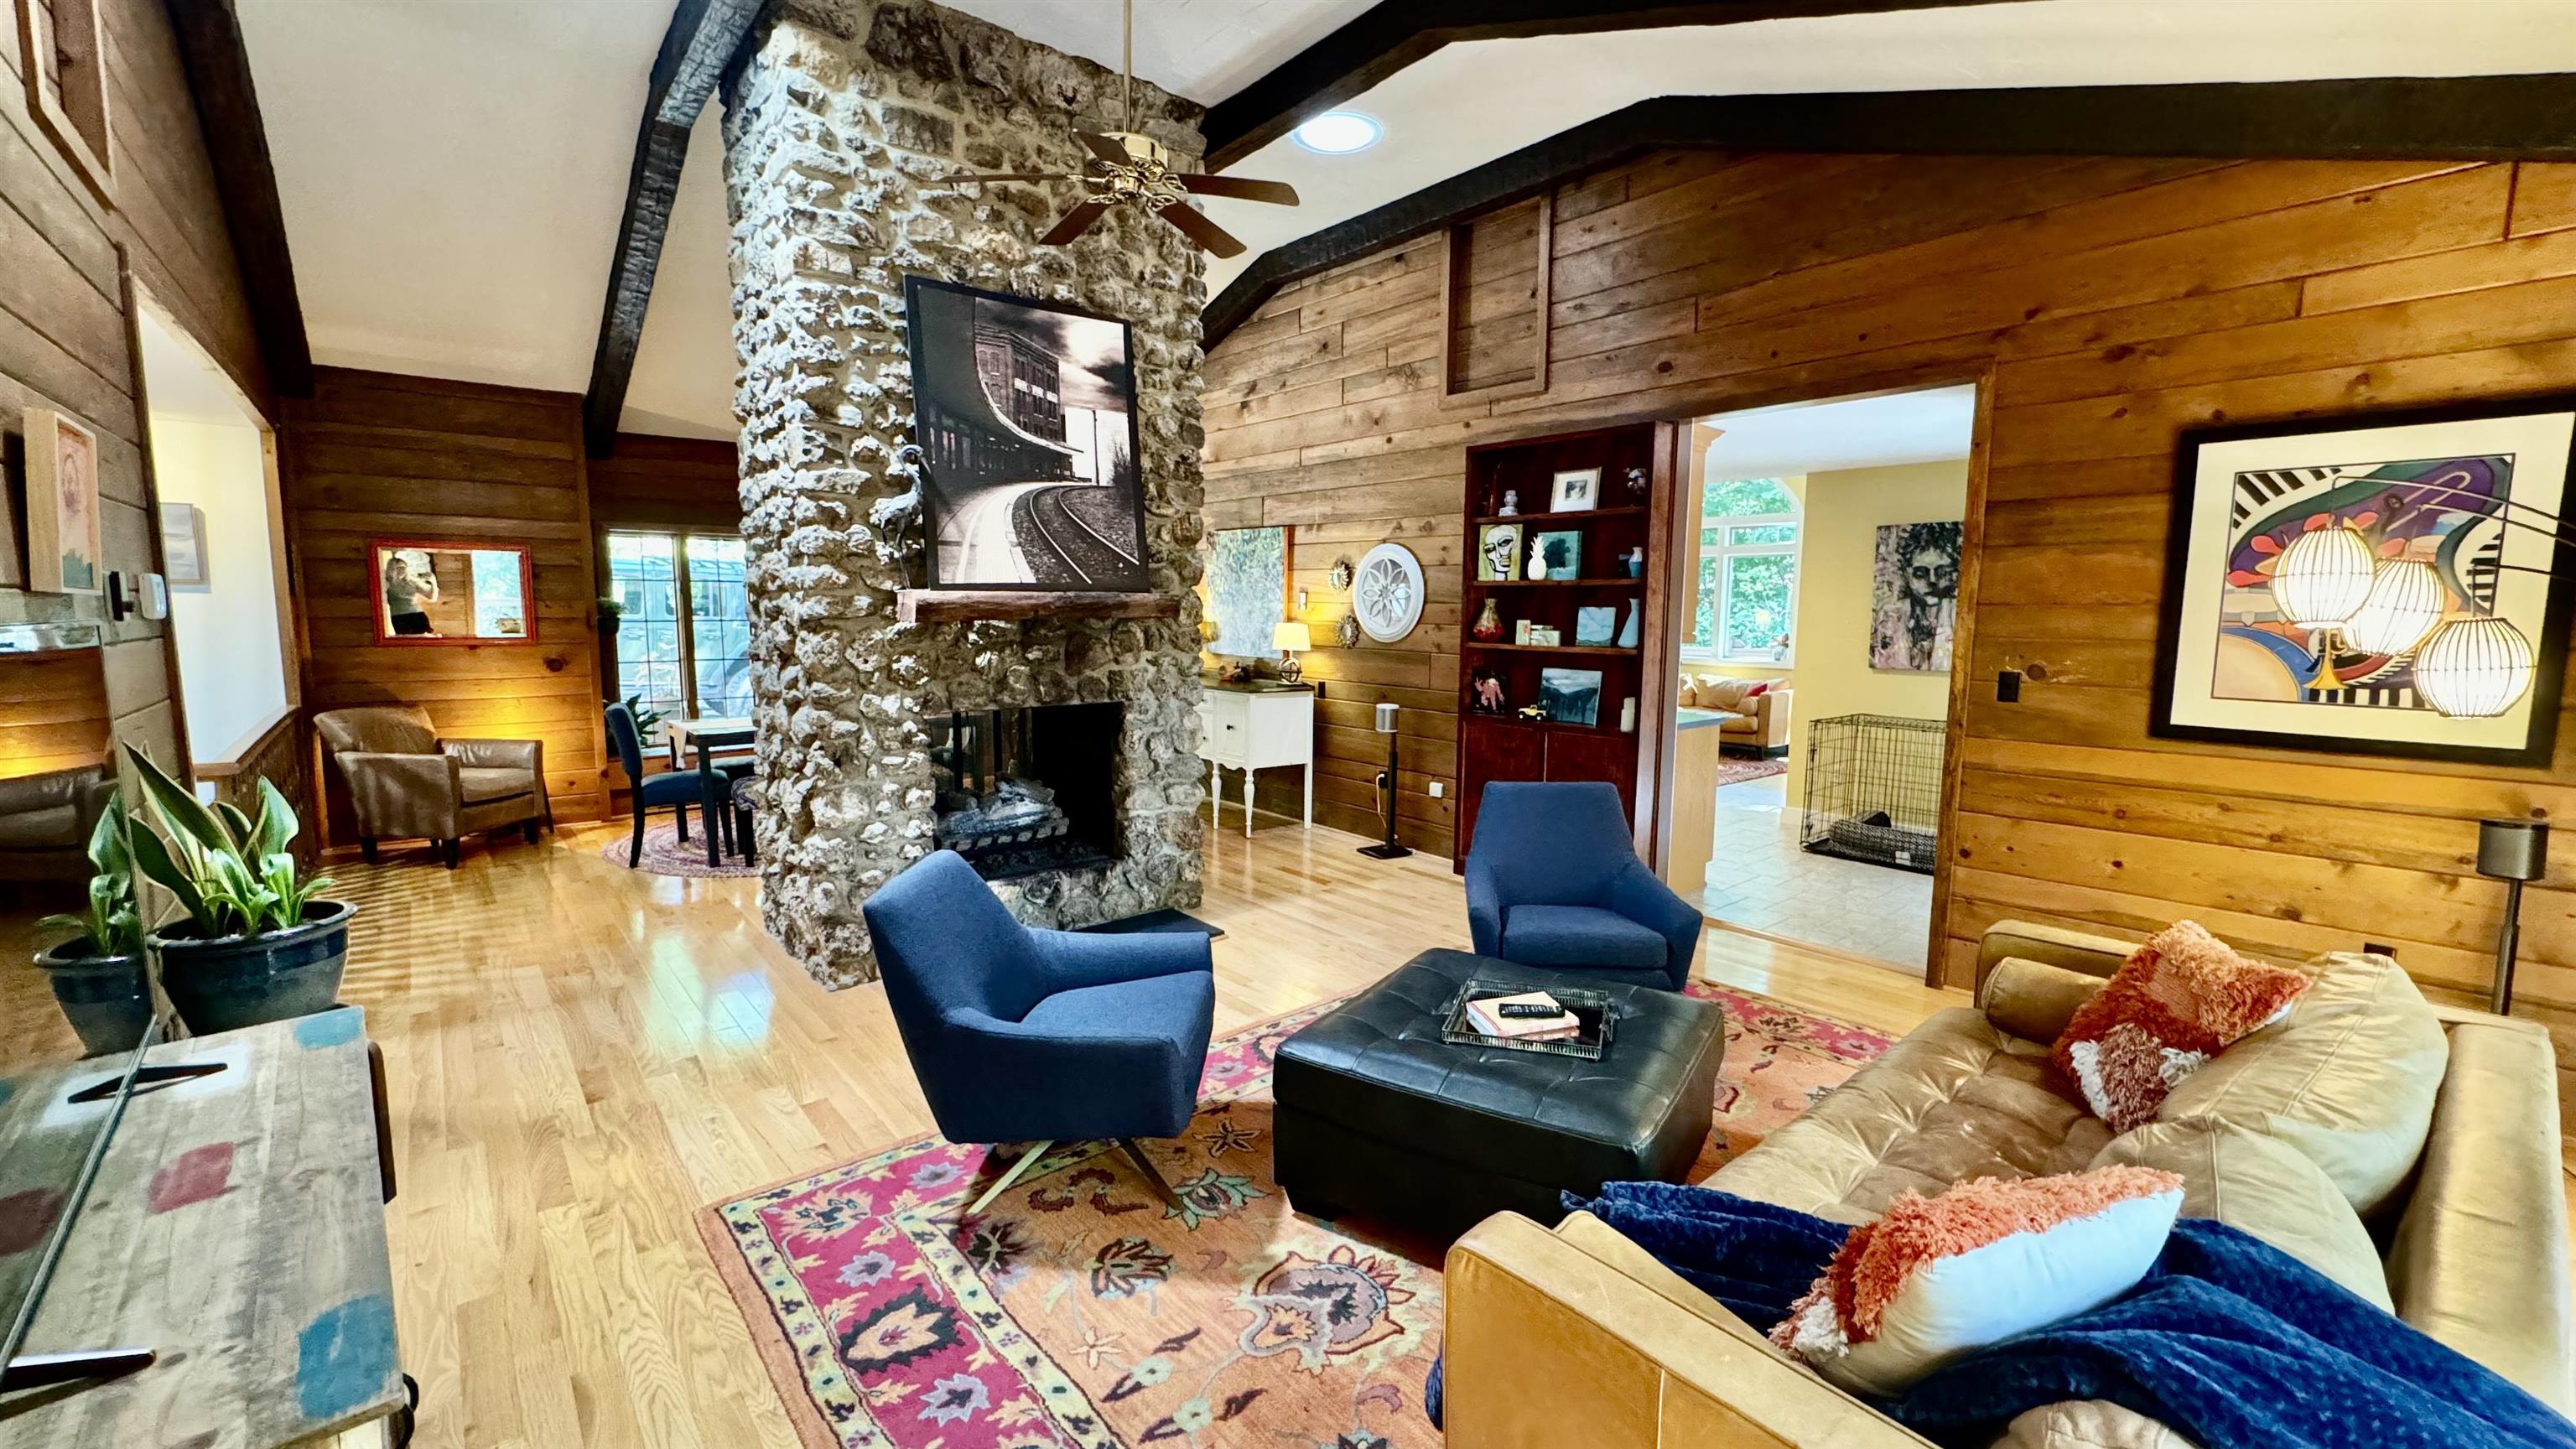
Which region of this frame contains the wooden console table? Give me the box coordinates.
[0,1008,403,1448]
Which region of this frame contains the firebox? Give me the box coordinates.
[930,703,1123,880]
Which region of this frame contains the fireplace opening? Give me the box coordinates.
[930,703,1123,880]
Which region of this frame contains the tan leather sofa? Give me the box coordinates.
[1680,676,1791,756]
[0,762,117,885]
[1442,920,2574,1448]
[314,705,550,869]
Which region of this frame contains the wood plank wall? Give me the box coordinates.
[588,434,741,534]
[0,0,268,777]
[1203,152,2576,1109]
[0,649,109,776]
[280,369,610,831]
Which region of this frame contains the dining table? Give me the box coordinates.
[663,715,756,866]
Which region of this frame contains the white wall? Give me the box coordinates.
[148,414,290,761]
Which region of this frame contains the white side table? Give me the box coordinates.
[1196,681,1315,837]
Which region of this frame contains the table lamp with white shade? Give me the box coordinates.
[1273,621,1311,683]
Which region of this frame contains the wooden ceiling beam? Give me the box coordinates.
[164,0,313,397]
[1202,74,2576,347]
[580,0,771,458]
[1197,0,2019,171]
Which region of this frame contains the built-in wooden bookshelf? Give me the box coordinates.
[1454,422,1682,866]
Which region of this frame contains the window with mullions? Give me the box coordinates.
[606,531,753,719]
[1687,477,1800,665]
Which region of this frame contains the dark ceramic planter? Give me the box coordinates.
[35,938,153,1057]
[154,900,356,1035]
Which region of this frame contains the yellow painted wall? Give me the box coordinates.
[1678,459,1967,798]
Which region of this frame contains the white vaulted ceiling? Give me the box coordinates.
[236,0,2576,444]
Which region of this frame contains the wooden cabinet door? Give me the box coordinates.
[1457,715,1545,864]
[1542,729,1638,824]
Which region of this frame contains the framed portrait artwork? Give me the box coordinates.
[2153,397,2576,766]
[23,408,102,595]
[1476,522,1522,582]
[1870,521,1961,673]
[903,276,1148,591]
[369,539,536,646]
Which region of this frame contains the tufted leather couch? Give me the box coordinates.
[1441,920,2574,1448]
[0,761,117,885]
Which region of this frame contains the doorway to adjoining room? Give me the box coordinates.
[1659,385,1976,972]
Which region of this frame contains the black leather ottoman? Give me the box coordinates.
[1272,949,1725,1240]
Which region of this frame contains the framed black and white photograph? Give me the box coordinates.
[2153,397,2576,766]
[158,501,209,589]
[904,276,1147,591]
[1550,467,1601,512]
[1539,667,1603,726]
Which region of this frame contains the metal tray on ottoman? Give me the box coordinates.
[1271,948,1725,1241]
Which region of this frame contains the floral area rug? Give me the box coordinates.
[597,818,758,879]
[1712,756,1789,788]
[699,983,1893,1449]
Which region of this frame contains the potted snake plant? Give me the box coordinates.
[121,741,353,1033]
[33,796,155,1057]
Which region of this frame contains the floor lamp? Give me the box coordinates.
[2480,819,2549,1013]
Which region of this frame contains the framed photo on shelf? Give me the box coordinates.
[1477,522,1523,582]
[1530,529,1582,580]
[1574,605,1618,645]
[1550,467,1602,512]
[2153,397,2576,766]
[1539,667,1603,726]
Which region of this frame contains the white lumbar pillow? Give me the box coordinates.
[1772,1166,2185,1398]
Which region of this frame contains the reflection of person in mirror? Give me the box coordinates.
[382,552,440,636]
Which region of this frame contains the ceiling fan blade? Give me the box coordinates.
[947,171,1080,184]
[1157,201,1246,258]
[1038,200,1113,247]
[1178,174,1299,205]
[1076,130,1130,167]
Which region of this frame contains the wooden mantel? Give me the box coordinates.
[894,590,1182,625]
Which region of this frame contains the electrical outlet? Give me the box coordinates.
[1428,781,1446,798]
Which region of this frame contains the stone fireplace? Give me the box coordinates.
[724,0,1211,987]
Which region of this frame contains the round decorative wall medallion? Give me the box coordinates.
[1351,543,1425,643]
[1336,613,1363,649]
[1328,558,1355,591]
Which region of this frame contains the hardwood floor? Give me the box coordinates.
[2,818,1961,1448]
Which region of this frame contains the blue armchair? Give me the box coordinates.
[862,849,1216,1213]
[1465,781,1702,991]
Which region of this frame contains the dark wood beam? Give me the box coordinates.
[581,0,771,458]
[1199,0,2019,170]
[1203,74,2576,346]
[164,0,313,397]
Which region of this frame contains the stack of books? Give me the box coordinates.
[1463,989,1580,1042]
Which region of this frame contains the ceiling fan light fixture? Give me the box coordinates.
[1291,112,1383,155]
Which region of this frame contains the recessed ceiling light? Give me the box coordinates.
[1291,112,1382,155]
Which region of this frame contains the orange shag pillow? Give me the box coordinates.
[1769,1166,2187,1395]
[2049,921,2310,1131]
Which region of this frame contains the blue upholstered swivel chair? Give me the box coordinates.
[862,849,1216,1213]
[607,703,714,867]
[1465,781,1703,991]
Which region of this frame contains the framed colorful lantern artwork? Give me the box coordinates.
[2153,397,2576,767]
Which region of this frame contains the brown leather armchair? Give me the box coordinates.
[314,706,550,868]
[0,762,117,887]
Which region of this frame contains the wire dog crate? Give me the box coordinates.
[1801,714,1944,875]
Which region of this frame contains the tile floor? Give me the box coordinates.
[1685,773,1933,971]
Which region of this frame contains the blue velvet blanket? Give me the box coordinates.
[1428,1182,2576,1449]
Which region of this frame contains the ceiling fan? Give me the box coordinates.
[942,0,1299,258]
